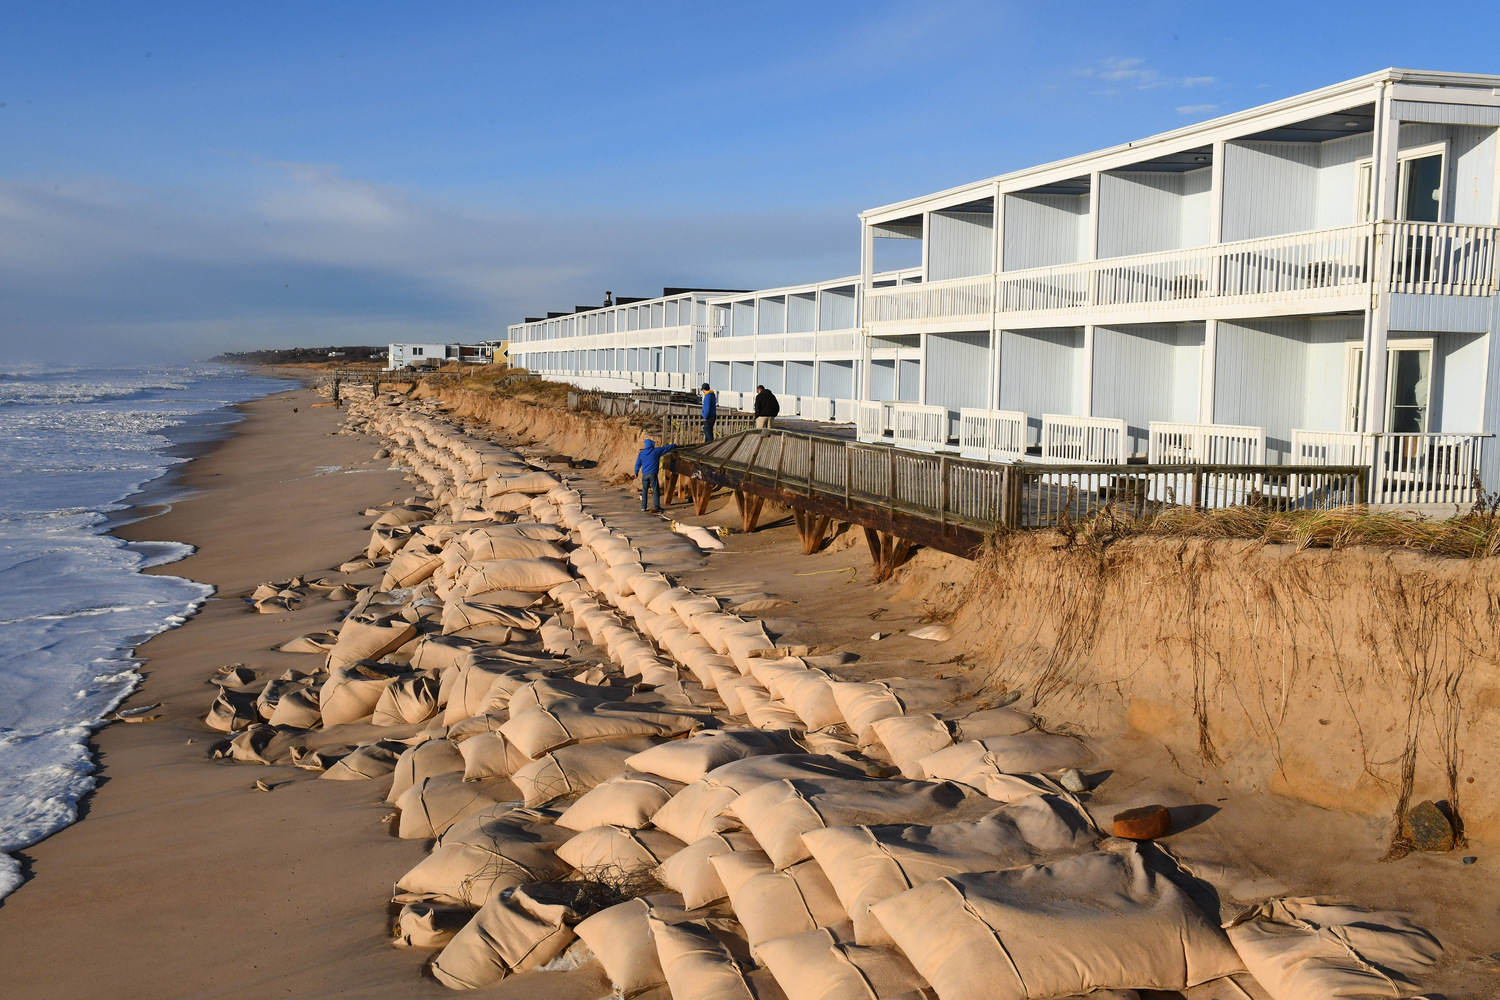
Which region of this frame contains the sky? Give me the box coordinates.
[2,1,1499,362]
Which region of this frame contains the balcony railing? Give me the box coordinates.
[1292,429,1488,506]
[1148,421,1266,465]
[1039,414,1129,465]
[959,408,1027,463]
[866,224,1500,327]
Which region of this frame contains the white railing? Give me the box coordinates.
[864,274,993,325]
[775,393,798,418]
[890,403,950,453]
[707,337,758,357]
[1293,429,1486,506]
[1388,223,1500,295]
[833,399,860,423]
[800,396,835,421]
[1040,414,1129,464]
[959,408,1028,462]
[856,401,889,443]
[1148,421,1266,464]
[1370,433,1484,506]
[815,329,861,353]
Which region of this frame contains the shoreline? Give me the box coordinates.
[0,384,442,1000]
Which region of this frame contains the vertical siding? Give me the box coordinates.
[731,361,754,392]
[898,359,922,402]
[731,301,755,337]
[928,210,995,281]
[1003,193,1088,270]
[1398,122,1496,224]
[1222,141,1319,240]
[787,293,816,333]
[756,360,785,393]
[1429,332,1486,430]
[1313,133,1371,228]
[925,331,991,435]
[819,286,856,330]
[1091,323,1204,455]
[1098,172,1188,258]
[786,360,815,395]
[818,359,855,399]
[758,296,787,336]
[869,359,896,401]
[999,327,1084,443]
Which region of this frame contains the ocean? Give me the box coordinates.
[0,363,294,899]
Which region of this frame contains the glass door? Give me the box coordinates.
[1386,346,1431,433]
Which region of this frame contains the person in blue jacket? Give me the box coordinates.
[634,437,677,513]
[700,382,718,443]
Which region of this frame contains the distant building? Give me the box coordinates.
[386,343,495,370]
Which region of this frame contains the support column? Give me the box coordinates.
[990,183,1004,411]
[1080,325,1095,417]
[1363,82,1400,432]
[1199,319,1218,424]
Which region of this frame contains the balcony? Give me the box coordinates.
[863,223,1500,330]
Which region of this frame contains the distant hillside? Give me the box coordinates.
[213,346,387,365]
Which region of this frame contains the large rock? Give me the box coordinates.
[1407,800,1454,852]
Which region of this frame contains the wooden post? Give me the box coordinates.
[734,490,764,533]
[692,479,713,515]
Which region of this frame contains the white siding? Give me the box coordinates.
[1397,122,1496,225]
[1091,323,1204,456]
[1097,168,1210,258]
[925,332,991,434]
[786,359,815,396]
[1003,193,1088,270]
[758,296,786,336]
[788,293,816,333]
[928,210,995,281]
[819,286,856,330]
[1222,141,1320,241]
[818,359,855,399]
[999,327,1085,444]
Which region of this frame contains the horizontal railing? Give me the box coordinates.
[1148,421,1266,465]
[1293,429,1489,506]
[891,403,950,453]
[865,274,993,325]
[1388,222,1500,295]
[1040,414,1128,464]
[959,408,1027,463]
[676,429,1370,534]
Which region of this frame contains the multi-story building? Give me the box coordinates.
[511,69,1500,503]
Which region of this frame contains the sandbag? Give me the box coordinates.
[1225,897,1442,1000]
[440,599,543,636]
[730,775,995,870]
[554,825,686,871]
[393,902,470,949]
[575,896,676,996]
[510,739,660,807]
[753,928,927,1000]
[803,793,1101,945]
[327,616,417,672]
[371,674,441,726]
[914,734,1092,784]
[388,737,465,805]
[626,730,812,784]
[279,633,336,653]
[650,917,755,1000]
[456,731,532,781]
[716,855,847,947]
[267,686,322,728]
[205,690,257,732]
[650,754,868,845]
[320,739,405,780]
[658,831,763,909]
[463,558,574,597]
[501,701,707,760]
[829,682,904,743]
[462,534,569,562]
[396,772,516,839]
[486,471,562,496]
[395,813,571,907]
[869,842,1244,1000]
[556,771,684,832]
[430,883,577,989]
[869,714,953,776]
[320,662,404,727]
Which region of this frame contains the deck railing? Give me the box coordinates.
[1388,223,1500,295]
[959,408,1027,462]
[1148,421,1266,465]
[678,429,1368,533]
[1040,414,1129,464]
[891,403,951,453]
[856,401,892,442]
[864,274,993,325]
[1292,429,1488,506]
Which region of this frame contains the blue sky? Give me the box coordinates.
[2,1,1498,361]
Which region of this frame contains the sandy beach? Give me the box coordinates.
[1,379,1495,999]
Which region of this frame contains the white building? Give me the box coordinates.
[507,290,744,393]
[387,343,495,370]
[509,70,1500,504]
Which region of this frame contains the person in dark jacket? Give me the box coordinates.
[753,384,780,429]
[700,383,717,443]
[634,437,677,513]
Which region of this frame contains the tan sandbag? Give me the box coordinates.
[828,682,904,742]
[279,632,336,653]
[440,599,543,636]
[393,901,470,949]
[626,730,802,784]
[457,731,532,780]
[430,885,576,989]
[716,853,846,947]
[628,572,673,607]
[555,825,686,871]
[650,917,755,1000]
[501,701,707,760]
[803,793,1101,945]
[327,615,417,672]
[320,739,406,779]
[463,522,569,543]
[463,558,573,597]
[731,775,994,870]
[255,674,311,720]
[952,706,1037,740]
[482,491,536,513]
[869,714,953,776]
[388,737,465,805]
[510,739,660,807]
[396,772,515,839]
[374,503,432,527]
[462,534,569,562]
[486,471,562,496]
[645,586,694,616]
[219,723,302,765]
[372,674,441,726]
[753,928,926,1000]
[380,542,444,590]
[659,832,763,909]
[575,896,675,996]
[320,662,404,727]
[556,772,684,832]
[267,686,322,728]
[1225,897,1442,1000]
[650,754,867,845]
[411,634,492,674]
[869,842,1244,1000]
[914,734,1093,784]
[205,691,257,732]
[539,616,580,657]
[975,771,1070,804]
[443,658,542,724]
[738,685,804,731]
[769,668,842,730]
[395,814,571,907]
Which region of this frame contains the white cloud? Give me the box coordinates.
[1175,103,1221,116]
[1081,57,1217,93]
